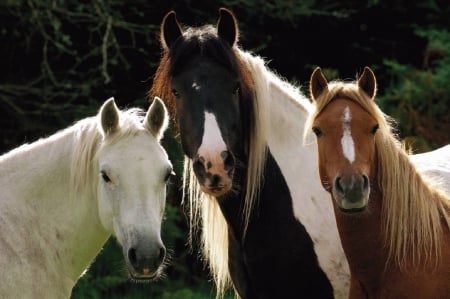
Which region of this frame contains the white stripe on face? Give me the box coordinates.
[341,106,355,163]
[197,112,227,160]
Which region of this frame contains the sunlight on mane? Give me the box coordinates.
[182,48,314,298]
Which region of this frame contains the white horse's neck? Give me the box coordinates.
[0,124,109,297]
[241,51,350,298]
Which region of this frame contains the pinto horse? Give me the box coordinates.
[307,66,450,298]
[150,8,349,299]
[0,97,172,298]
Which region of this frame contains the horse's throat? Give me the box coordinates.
[334,186,386,290]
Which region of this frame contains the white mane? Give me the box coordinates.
[70,108,147,197]
[187,48,350,299]
[241,50,350,299]
[0,105,167,298]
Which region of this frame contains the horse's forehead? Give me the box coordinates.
[100,133,168,167]
[319,98,372,127]
[176,57,234,82]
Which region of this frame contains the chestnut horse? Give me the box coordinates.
[306,66,450,298]
[150,8,349,299]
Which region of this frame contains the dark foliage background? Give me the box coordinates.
[1,0,448,298]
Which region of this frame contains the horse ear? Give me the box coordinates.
[358,66,377,99]
[99,97,120,136]
[161,11,183,50]
[217,8,239,47]
[310,67,329,100]
[145,97,169,140]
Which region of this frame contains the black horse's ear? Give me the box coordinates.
[161,11,183,49]
[217,8,239,47]
[358,67,377,100]
[310,67,329,101]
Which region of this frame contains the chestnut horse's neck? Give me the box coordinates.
[334,182,387,297]
[336,177,450,298]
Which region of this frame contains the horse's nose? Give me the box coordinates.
[193,151,235,173]
[192,151,234,196]
[334,173,369,203]
[127,244,166,277]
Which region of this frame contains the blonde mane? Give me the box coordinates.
[184,49,272,298]
[70,108,148,198]
[306,80,450,267]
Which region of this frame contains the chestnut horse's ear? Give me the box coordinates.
[358,66,377,99]
[310,67,329,101]
[161,11,183,50]
[217,8,239,47]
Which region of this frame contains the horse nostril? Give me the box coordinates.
[157,246,166,266]
[335,177,345,194]
[362,174,369,190]
[193,158,206,174]
[222,150,235,171]
[128,248,138,268]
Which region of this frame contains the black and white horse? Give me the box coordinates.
[150,8,349,299]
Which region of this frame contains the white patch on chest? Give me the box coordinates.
[341,107,355,163]
[198,112,227,157]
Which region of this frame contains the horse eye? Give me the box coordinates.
[171,89,180,98]
[312,126,323,137]
[370,124,379,135]
[100,170,111,183]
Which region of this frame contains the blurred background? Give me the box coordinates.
[0,1,448,298]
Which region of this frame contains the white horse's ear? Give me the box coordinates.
[358,66,377,100]
[310,67,328,101]
[161,10,183,50]
[144,97,169,140]
[217,7,239,47]
[99,97,120,137]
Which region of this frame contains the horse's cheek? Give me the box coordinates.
[97,190,115,233]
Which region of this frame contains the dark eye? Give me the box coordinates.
[232,84,240,95]
[100,170,111,183]
[312,126,323,137]
[370,124,379,135]
[171,89,180,98]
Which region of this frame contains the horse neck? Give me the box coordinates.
[242,50,326,203]
[0,125,109,287]
[217,166,249,238]
[334,182,387,290]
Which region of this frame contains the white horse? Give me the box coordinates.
[0,97,172,298]
[410,144,450,194]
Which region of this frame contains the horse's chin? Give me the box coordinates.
[200,185,231,197]
[333,190,369,215]
[128,270,160,282]
[337,206,367,214]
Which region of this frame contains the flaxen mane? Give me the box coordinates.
[306,80,450,267]
[149,26,273,297]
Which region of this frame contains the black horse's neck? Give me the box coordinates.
[217,149,334,299]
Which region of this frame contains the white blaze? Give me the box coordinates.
[341,107,355,163]
[198,112,227,158]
